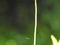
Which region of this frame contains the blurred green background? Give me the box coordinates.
[0,0,60,45]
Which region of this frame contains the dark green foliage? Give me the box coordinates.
[0,0,60,45]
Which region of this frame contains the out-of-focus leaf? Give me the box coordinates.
[6,40,17,45]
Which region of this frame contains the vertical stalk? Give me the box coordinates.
[34,0,37,45]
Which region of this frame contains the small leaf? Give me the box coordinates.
[51,35,58,45]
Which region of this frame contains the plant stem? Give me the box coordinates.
[34,0,37,45]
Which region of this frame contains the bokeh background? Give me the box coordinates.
[0,0,60,45]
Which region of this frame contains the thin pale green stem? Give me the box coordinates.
[34,0,37,45]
